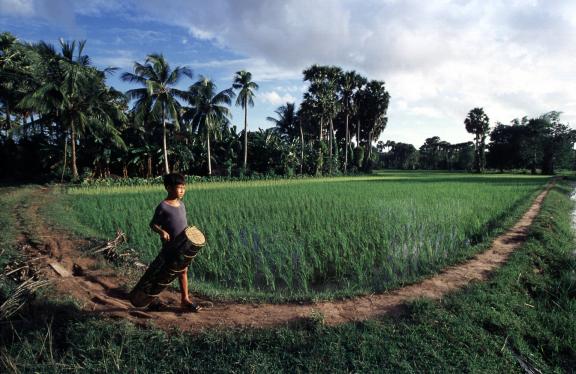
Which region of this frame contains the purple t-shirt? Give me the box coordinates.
[150,200,188,241]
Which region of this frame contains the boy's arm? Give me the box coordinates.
[150,222,170,242]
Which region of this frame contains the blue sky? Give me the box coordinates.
[1,0,575,147]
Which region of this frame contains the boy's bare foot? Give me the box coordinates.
[182,300,202,312]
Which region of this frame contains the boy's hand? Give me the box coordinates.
[160,231,170,242]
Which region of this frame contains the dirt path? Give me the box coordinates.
[15,183,553,332]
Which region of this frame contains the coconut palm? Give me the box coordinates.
[267,102,303,174]
[232,70,258,170]
[185,76,234,175]
[266,102,298,141]
[19,39,119,179]
[122,54,192,174]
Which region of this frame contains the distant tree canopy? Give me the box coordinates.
[0,31,574,180]
[375,110,575,173]
[375,138,474,171]
[488,112,576,174]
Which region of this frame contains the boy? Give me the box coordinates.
[150,173,200,312]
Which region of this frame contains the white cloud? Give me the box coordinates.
[0,0,34,16]
[0,0,77,28]
[96,49,139,69]
[3,0,576,144]
[260,91,296,106]
[72,0,126,16]
[130,1,576,109]
[188,26,214,41]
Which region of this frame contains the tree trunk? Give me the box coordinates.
[243,105,248,170]
[329,118,333,159]
[61,132,68,183]
[162,106,170,174]
[356,120,360,148]
[5,103,10,135]
[207,126,212,176]
[344,114,349,173]
[479,135,486,173]
[300,120,304,175]
[146,156,152,178]
[71,122,78,178]
[365,130,372,168]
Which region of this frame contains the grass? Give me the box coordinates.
[0,186,40,298]
[0,188,20,302]
[61,172,549,301]
[0,177,574,372]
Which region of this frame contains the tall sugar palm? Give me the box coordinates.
[121,54,192,174]
[338,71,366,172]
[464,107,490,173]
[185,76,234,175]
[303,65,341,173]
[232,70,258,170]
[355,80,390,169]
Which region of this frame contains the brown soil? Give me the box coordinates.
[13,183,553,333]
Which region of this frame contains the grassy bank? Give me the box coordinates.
[1,179,574,372]
[60,172,548,301]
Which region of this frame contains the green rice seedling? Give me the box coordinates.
[64,172,549,301]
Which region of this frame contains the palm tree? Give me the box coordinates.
[0,32,25,137]
[185,76,234,175]
[122,54,192,174]
[338,71,366,172]
[355,80,390,169]
[232,70,258,170]
[267,102,303,174]
[266,102,298,141]
[464,107,490,173]
[302,65,341,172]
[19,39,119,179]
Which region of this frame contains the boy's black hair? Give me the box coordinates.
[163,173,186,188]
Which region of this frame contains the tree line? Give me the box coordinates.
[0,32,393,180]
[1,32,574,181]
[376,108,575,174]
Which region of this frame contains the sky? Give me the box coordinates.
[1,0,575,147]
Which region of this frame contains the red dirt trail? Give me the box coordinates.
[14,183,553,332]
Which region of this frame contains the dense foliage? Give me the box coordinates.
[1,32,574,181]
[0,33,391,180]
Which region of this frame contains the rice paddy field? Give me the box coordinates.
[62,172,550,301]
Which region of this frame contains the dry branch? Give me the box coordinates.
[0,277,50,320]
[89,229,141,266]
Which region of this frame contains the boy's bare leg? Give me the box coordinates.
[178,267,192,305]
